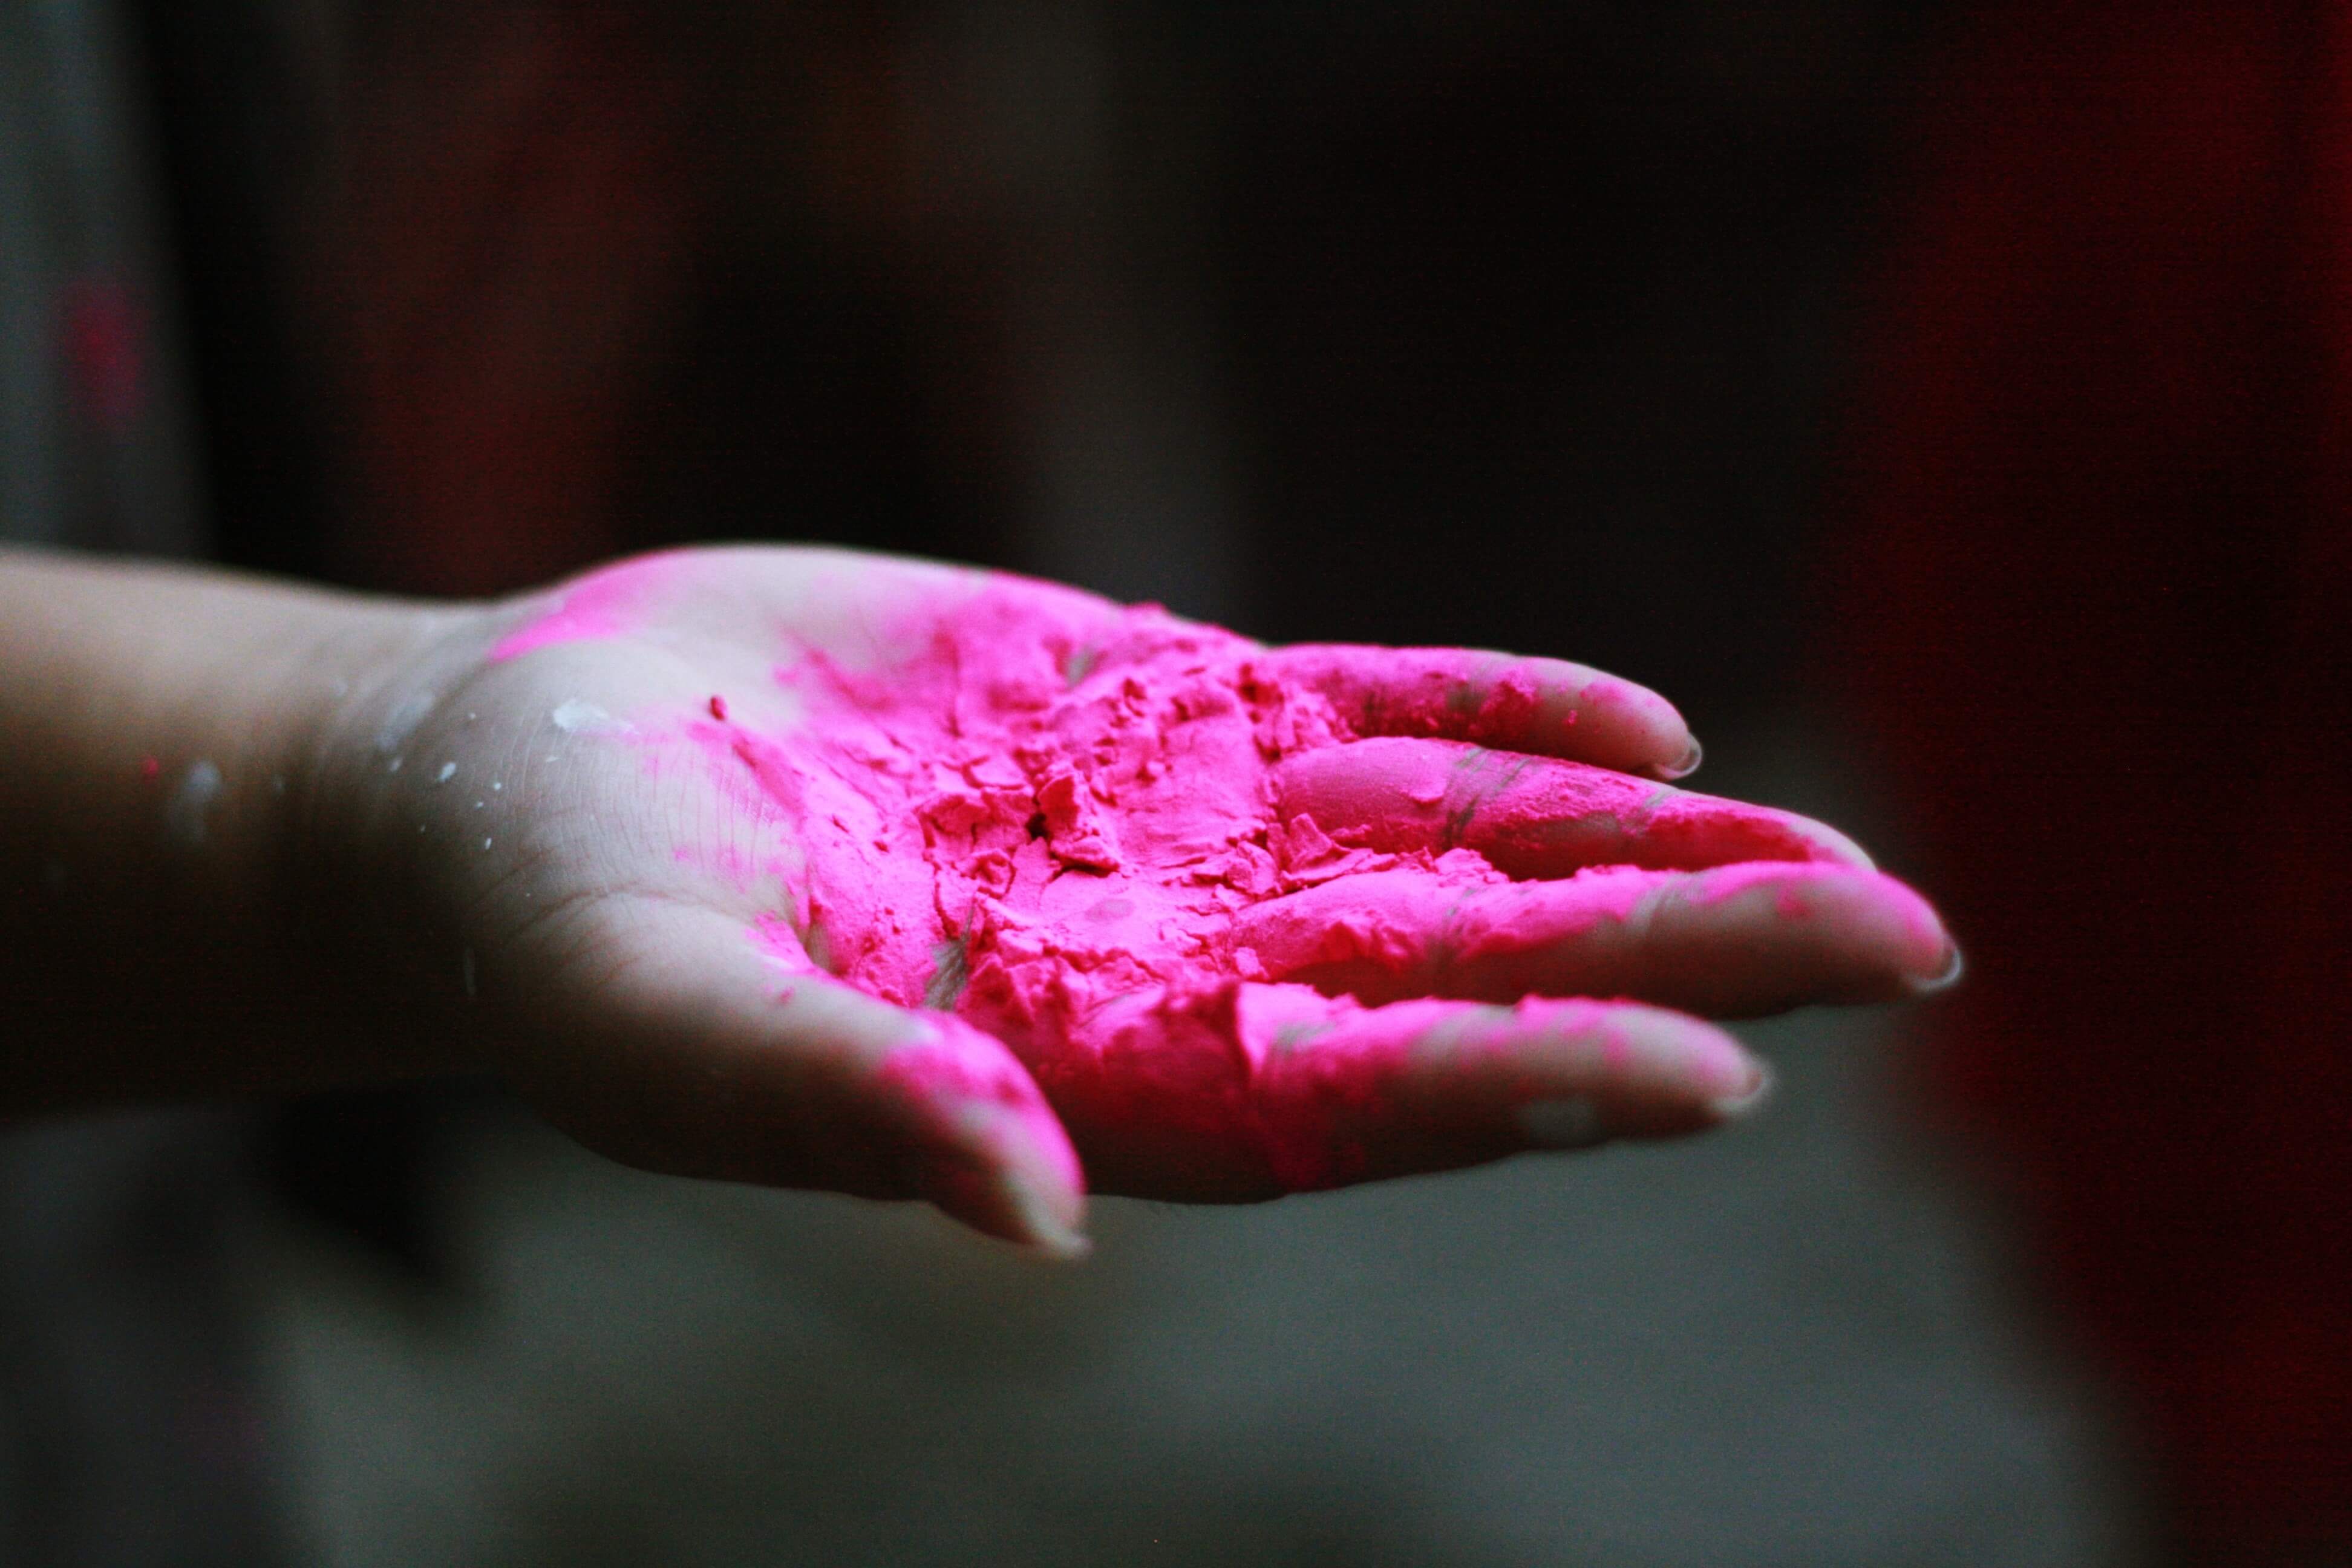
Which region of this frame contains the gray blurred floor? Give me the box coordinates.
[242,714,2148,1568]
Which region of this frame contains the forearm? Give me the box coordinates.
[0,548,462,1111]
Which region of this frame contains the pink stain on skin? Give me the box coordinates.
[870,1022,1089,1203]
[1238,860,1944,1014]
[489,554,682,661]
[1271,738,1869,876]
[629,579,1938,1195]
[1266,645,1682,776]
[750,910,1085,1221]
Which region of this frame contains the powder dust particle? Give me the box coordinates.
[552,699,623,736]
[375,691,437,756]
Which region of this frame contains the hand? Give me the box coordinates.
[317,547,1952,1254]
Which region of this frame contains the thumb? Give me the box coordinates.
[491,895,1089,1256]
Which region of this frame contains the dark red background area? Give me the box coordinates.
[1838,2,2352,1546]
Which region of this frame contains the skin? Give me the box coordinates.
[0,544,1955,1256]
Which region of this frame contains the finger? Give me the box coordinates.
[497,898,1089,1256]
[1272,736,1870,877]
[1264,644,1699,778]
[1252,993,1765,1192]
[1059,986,1766,1199]
[1234,862,1953,1015]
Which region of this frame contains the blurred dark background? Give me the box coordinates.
[145,0,1950,728]
[6,1,2348,1564]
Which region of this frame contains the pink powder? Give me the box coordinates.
[490,552,684,661]
[633,580,1916,1194]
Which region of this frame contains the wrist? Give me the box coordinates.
[273,595,510,1089]
[0,554,495,1105]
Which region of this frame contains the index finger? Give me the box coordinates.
[1263,645,1700,780]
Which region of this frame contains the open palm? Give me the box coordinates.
[330,547,1949,1253]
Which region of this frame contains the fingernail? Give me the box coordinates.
[1002,1170,1092,1261]
[1909,942,1965,996]
[1515,1097,1610,1150]
[920,1154,1091,1260]
[1659,737,1704,781]
[1708,1059,1775,1121]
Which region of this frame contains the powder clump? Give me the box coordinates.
[697,586,1502,1175]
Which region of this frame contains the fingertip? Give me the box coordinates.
[868,1015,1092,1256]
[1006,1172,1093,1260]
[989,1094,1094,1258]
[1500,1004,1762,1148]
[904,1065,1091,1256]
[1489,998,1756,1136]
[920,1152,1093,1259]
[1653,735,1704,782]
[1572,676,1697,778]
[1610,1005,1760,1105]
[1706,1056,1775,1122]
[1907,940,1965,998]
[1848,871,1954,987]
